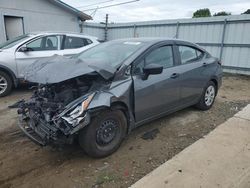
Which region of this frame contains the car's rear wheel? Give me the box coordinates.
[0,71,13,97]
[78,110,127,158]
[195,81,217,110]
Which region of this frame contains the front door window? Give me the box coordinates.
[25,35,60,51]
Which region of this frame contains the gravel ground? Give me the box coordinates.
[0,74,250,188]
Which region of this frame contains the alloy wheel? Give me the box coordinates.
[205,85,215,106]
[0,76,8,95]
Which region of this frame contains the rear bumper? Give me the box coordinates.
[217,74,222,89]
[216,66,223,89]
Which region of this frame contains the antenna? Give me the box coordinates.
[90,8,99,17]
[76,0,114,9]
[81,0,140,11]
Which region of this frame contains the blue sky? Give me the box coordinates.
[62,0,250,22]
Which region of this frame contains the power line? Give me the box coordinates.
[76,0,114,9]
[81,0,140,11]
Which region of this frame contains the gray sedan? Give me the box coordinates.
[17,38,222,158]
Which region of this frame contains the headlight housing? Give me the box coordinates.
[62,93,95,125]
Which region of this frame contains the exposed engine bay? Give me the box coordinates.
[29,74,99,113]
[17,74,109,145]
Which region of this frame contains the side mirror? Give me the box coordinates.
[19,46,28,52]
[142,63,163,80]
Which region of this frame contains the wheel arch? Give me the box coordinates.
[88,101,131,134]
[110,101,130,134]
[0,65,18,87]
[88,91,134,134]
[210,77,218,95]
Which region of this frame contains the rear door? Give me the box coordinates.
[174,43,208,105]
[15,35,63,78]
[133,42,182,123]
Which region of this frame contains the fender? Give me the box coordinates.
[88,86,136,133]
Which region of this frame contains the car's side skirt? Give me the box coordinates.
[133,100,198,128]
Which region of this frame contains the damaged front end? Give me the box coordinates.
[15,55,117,146]
[17,75,104,146]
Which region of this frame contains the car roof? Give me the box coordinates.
[108,37,208,68]
[110,37,168,43]
[28,31,98,39]
[111,37,206,51]
[111,37,196,45]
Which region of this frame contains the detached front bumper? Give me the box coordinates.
[18,116,51,146]
[17,114,66,146]
[17,109,91,146]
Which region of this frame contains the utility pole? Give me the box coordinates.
[104,14,109,41]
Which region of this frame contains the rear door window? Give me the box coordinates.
[178,46,204,64]
[64,36,92,49]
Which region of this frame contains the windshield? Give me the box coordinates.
[0,34,31,49]
[76,41,145,68]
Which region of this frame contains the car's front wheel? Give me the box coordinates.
[0,71,13,97]
[195,81,217,110]
[78,110,127,158]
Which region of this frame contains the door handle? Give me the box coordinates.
[170,73,180,79]
[203,62,207,67]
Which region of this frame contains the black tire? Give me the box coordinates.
[78,110,127,158]
[0,71,13,97]
[195,81,217,111]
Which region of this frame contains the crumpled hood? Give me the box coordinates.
[24,55,116,84]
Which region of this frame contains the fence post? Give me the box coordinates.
[133,24,137,37]
[220,19,227,61]
[175,21,180,39]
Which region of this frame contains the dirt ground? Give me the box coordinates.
[0,74,250,188]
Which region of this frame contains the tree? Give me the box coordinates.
[242,9,250,14]
[213,11,231,16]
[193,8,211,18]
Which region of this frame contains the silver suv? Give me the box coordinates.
[0,32,99,96]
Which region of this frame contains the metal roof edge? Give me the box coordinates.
[48,0,92,21]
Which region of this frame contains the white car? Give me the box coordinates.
[0,32,99,96]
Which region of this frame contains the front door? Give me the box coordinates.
[15,35,63,78]
[133,44,181,123]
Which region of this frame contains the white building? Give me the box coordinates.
[0,0,91,43]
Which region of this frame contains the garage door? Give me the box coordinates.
[4,16,24,41]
